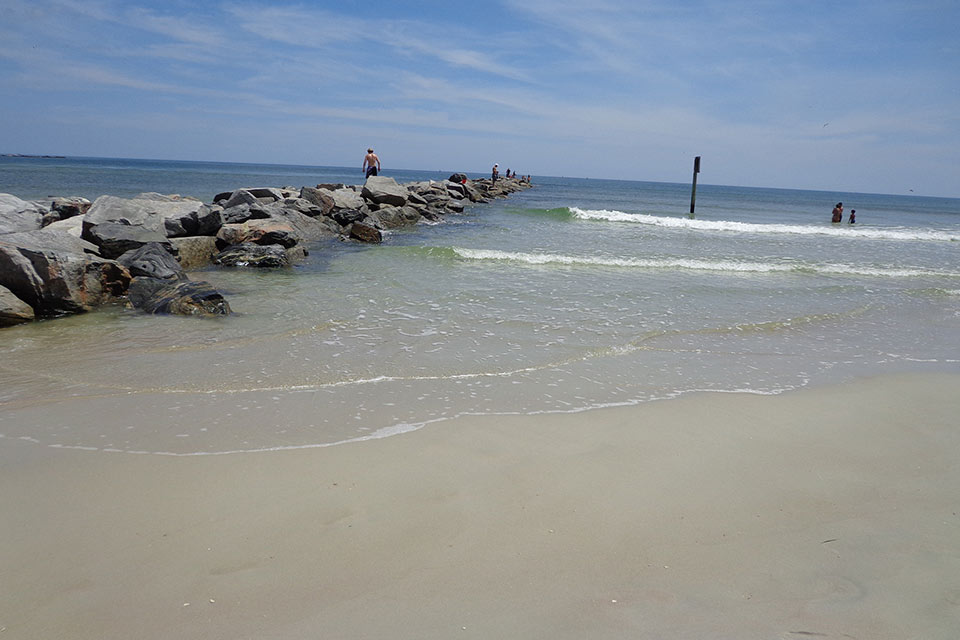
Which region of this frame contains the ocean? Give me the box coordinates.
[1,156,958,455]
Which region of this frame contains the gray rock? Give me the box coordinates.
[0,193,43,234]
[38,197,91,227]
[330,208,365,228]
[299,187,335,216]
[117,242,184,279]
[371,205,419,228]
[422,192,452,205]
[281,197,325,218]
[445,181,467,198]
[83,194,216,239]
[128,277,230,316]
[162,204,223,238]
[217,189,259,209]
[41,216,84,238]
[83,195,165,233]
[132,192,201,202]
[400,206,422,223]
[3,228,99,255]
[362,176,408,207]
[221,203,271,225]
[330,188,365,210]
[247,187,285,202]
[0,284,35,327]
[405,191,429,207]
[83,222,174,260]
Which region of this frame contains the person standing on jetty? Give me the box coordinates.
[363,148,380,178]
[831,202,843,223]
[492,163,499,183]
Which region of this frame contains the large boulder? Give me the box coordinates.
[127,277,230,316]
[348,222,382,244]
[405,191,429,207]
[0,234,130,317]
[3,228,99,255]
[216,189,259,209]
[39,197,92,226]
[221,203,272,225]
[83,194,219,239]
[83,222,174,260]
[329,208,366,228]
[0,194,43,234]
[0,284,34,326]
[298,187,335,216]
[117,243,184,279]
[329,187,365,210]
[372,205,420,228]
[445,181,467,198]
[41,216,85,238]
[217,219,298,249]
[362,176,408,207]
[213,187,284,205]
[161,204,222,238]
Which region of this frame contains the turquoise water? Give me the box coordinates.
[1,157,958,455]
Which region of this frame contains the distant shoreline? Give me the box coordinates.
[2,153,66,159]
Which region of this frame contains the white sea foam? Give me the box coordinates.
[451,248,959,278]
[570,207,959,242]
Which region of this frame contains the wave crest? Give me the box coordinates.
[451,247,959,278]
[570,207,958,242]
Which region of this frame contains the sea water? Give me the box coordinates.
[1,157,958,454]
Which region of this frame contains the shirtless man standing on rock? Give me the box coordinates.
[363,148,380,178]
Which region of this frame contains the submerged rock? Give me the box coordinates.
[213,243,292,268]
[349,222,382,244]
[127,277,231,316]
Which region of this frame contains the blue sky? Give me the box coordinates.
[1,0,958,196]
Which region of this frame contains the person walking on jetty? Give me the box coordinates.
[363,148,380,178]
[831,202,843,223]
[492,163,499,183]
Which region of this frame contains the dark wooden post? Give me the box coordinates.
[689,156,701,215]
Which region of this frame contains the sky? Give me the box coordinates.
[1,0,958,197]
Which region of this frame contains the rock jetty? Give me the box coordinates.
[0,174,531,326]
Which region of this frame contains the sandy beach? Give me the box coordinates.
[1,372,958,639]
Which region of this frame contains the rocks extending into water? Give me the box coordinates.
[0,174,531,325]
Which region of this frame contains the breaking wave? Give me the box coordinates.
[450,247,960,278]
[570,207,959,242]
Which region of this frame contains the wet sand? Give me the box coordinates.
[1,373,958,639]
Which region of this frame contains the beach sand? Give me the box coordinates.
[1,373,958,639]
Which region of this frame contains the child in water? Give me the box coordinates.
[849,209,856,224]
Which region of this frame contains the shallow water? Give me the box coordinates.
[1,158,958,454]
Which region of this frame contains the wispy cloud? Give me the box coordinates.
[0,0,958,194]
